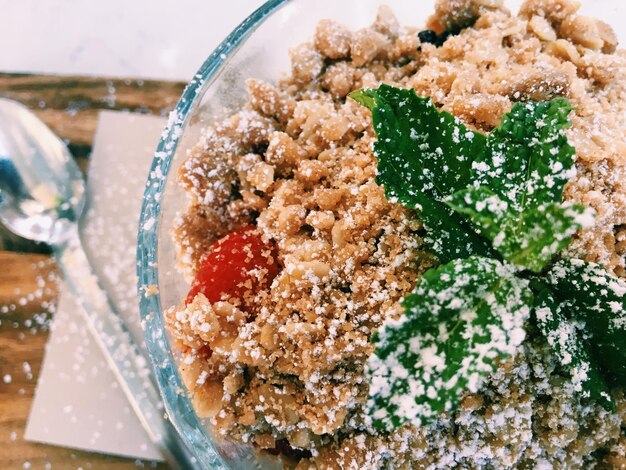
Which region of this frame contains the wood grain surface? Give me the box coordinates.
[0,73,185,470]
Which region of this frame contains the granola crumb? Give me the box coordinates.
[142,284,160,297]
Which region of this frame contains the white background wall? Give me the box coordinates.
[0,0,265,81]
[0,0,622,81]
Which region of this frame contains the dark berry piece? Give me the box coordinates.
[434,31,451,47]
[418,29,439,45]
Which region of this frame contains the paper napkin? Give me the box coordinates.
[25,111,167,461]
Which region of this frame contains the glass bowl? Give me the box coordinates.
[136,0,624,468]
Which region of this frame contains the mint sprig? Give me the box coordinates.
[351,85,626,431]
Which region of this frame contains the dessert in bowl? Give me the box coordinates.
[138,0,626,468]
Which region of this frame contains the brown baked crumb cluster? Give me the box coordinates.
[167,0,626,467]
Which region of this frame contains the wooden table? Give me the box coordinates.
[0,73,185,469]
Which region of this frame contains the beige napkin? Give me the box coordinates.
[25,111,166,461]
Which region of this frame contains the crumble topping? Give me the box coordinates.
[166,0,626,467]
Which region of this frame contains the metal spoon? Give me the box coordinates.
[0,98,196,469]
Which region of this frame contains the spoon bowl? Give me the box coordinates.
[0,98,84,244]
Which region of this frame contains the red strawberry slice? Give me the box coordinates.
[186,225,280,309]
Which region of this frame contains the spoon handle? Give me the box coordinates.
[53,228,196,469]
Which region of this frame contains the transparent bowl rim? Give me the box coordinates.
[136,1,289,468]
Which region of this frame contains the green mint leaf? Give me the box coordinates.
[366,256,532,430]
[446,99,589,271]
[447,186,591,271]
[546,259,626,384]
[478,99,576,210]
[350,85,485,197]
[535,288,614,410]
[349,85,494,263]
[416,197,494,263]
